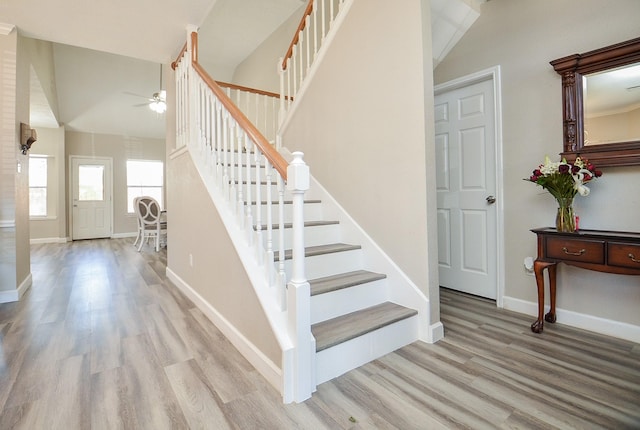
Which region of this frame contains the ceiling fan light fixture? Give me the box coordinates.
[149,100,166,113]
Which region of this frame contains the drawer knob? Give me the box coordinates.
[562,247,586,256]
[629,253,640,263]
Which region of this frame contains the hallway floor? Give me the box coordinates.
[0,238,638,429]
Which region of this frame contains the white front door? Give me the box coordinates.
[435,78,497,299]
[71,157,112,240]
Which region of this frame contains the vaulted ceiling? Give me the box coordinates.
[1,0,485,139]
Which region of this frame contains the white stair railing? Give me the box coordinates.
[278,0,352,126]
[172,31,314,403]
[218,81,280,145]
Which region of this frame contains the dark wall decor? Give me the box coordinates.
[551,37,640,167]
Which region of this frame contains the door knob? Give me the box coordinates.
[486,195,496,204]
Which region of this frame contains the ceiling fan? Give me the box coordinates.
[129,64,166,113]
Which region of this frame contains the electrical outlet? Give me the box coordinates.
[523,256,534,276]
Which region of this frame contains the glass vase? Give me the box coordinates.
[555,197,576,232]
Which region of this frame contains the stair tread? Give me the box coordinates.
[250,200,321,205]
[312,302,417,352]
[310,270,386,296]
[254,220,339,231]
[274,243,361,261]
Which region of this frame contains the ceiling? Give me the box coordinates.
[2,0,484,139]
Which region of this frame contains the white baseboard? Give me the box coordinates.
[427,321,445,343]
[0,273,32,303]
[503,296,640,343]
[30,237,68,244]
[166,267,283,394]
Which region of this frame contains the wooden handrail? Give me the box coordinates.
[189,32,288,180]
[282,0,313,71]
[171,42,188,70]
[172,43,283,99]
[216,81,281,99]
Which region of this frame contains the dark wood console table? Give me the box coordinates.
[530,228,640,333]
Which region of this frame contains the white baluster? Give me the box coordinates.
[305,15,311,74]
[245,137,254,245]
[222,112,229,197]
[330,0,335,28]
[265,161,275,287]
[298,32,305,87]
[253,151,262,259]
[313,2,318,61]
[286,58,292,110]
[292,45,297,97]
[279,57,286,127]
[236,129,244,222]
[321,0,326,42]
[216,100,223,181]
[277,175,286,311]
[228,121,237,208]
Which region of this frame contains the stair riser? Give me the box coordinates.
[315,315,419,385]
[250,202,323,224]
[261,224,341,250]
[282,249,363,280]
[310,278,387,325]
[231,183,291,200]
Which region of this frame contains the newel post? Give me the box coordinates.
[286,152,315,401]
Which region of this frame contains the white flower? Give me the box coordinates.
[575,182,590,196]
[540,155,561,175]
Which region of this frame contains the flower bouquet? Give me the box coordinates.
[525,156,602,232]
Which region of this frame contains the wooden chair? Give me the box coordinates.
[132,196,143,247]
[135,196,167,252]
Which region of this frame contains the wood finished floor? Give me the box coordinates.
[1,238,639,429]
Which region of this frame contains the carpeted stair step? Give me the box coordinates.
[310,270,387,296]
[312,302,418,352]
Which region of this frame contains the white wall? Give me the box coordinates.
[0,30,20,292]
[435,0,640,334]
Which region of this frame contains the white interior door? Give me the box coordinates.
[435,78,497,299]
[72,157,112,240]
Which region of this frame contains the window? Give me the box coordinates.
[78,165,105,201]
[29,156,48,217]
[126,160,164,213]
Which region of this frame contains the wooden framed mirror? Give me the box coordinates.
[551,37,640,167]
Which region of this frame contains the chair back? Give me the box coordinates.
[136,196,162,227]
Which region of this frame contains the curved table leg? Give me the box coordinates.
[545,263,557,324]
[531,260,558,333]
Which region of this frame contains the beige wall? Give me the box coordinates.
[166,151,281,365]
[434,0,640,325]
[231,4,306,92]
[280,0,434,302]
[30,126,66,241]
[585,106,640,145]
[65,131,166,236]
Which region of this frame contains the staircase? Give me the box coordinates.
[171,1,435,402]
[241,154,420,385]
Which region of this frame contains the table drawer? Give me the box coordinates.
[545,237,604,264]
[608,242,640,269]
